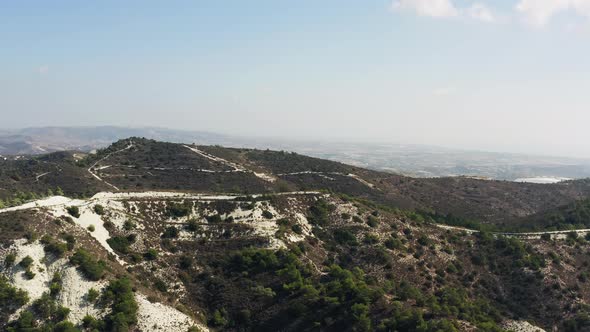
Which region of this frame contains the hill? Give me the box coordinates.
[3,126,590,181]
[1,138,590,331]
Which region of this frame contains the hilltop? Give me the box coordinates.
[1,138,590,331]
[2,137,590,230]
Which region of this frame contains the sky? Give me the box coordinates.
[1,0,590,158]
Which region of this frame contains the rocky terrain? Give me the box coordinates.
[1,138,590,331]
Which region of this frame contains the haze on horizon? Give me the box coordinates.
[1,1,590,159]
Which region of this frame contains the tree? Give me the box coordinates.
[93,204,105,215]
[66,206,80,218]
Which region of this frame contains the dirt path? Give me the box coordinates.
[35,172,51,182]
[88,142,135,191]
[434,223,590,240]
[184,145,278,182]
[278,171,375,188]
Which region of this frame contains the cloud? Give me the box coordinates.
[516,0,590,27]
[392,0,496,23]
[467,3,496,23]
[38,65,49,75]
[392,0,459,18]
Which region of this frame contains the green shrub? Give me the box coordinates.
[86,288,99,303]
[292,224,303,234]
[334,229,358,246]
[4,253,16,267]
[186,219,200,232]
[53,320,78,332]
[66,206,80,218]
[103,277,138,331]
[384,238,403,250]
[107,235,134,254]
[211,308,228,327]
[124,220,136,231]
[179,255,193,270]
[50,273,62,297]
[308,199,332,226]
[205,214,222,223]
[19,256,34,269]
[70,249,106,281]
[166,201,193,218]
[154,279,167,292]
[93,204,105,215]
[0,275,29,314]
[161,226,179,239]
[41,236,68,258]
[367,215,379,228]
[144,249,158,261]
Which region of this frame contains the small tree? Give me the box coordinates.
[19,256,34,269]
[144,249,158,261]
[86,288,99,303]
[66,206,80,218]
[93,204,105,215]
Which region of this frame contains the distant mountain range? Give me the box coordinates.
[2,126,590,181]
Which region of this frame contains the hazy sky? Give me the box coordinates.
[2,1,590,158]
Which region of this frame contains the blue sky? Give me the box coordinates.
[1,0,590,158]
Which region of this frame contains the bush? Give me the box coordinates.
[62,234,76,251]
[179,255,193,270]
[87,225,95,232]
[367,216,379,228]
[211,308,228,327]
[103,277,138,331]
[53,320,78,332]
[384,238,403,250]
[417,235,431,246]
[24,269,36,280]
[107,236,134,254]
[93,204,105,215]
[124,220,136,231]
[161,226,179,239]
[32,292,70,321]
[66,206,80,218]
[50,273,62,297]
[154,279,167,292]
[334,229,358,246]
[19,256,34,269]
[144,249,158,261]
[70,249,106,281]
[86,288,99,303]
[83,314,104,330]
[292,224,303,234]
[262,210,274,219]
[206,214,222,223]
[308,199,333,226]
[186,219,200,232]
[166,201,193,218]
[0,275,29,313]
[4,253,16,267]
[41,236,68,258]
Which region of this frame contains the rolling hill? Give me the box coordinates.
[1,138,590,331]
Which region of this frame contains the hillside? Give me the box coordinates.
[4,138,590,229]
[1,138,590,331]
[4,126,590,182]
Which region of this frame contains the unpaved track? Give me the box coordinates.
[434,223,590,240]
[88,142,135,191]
